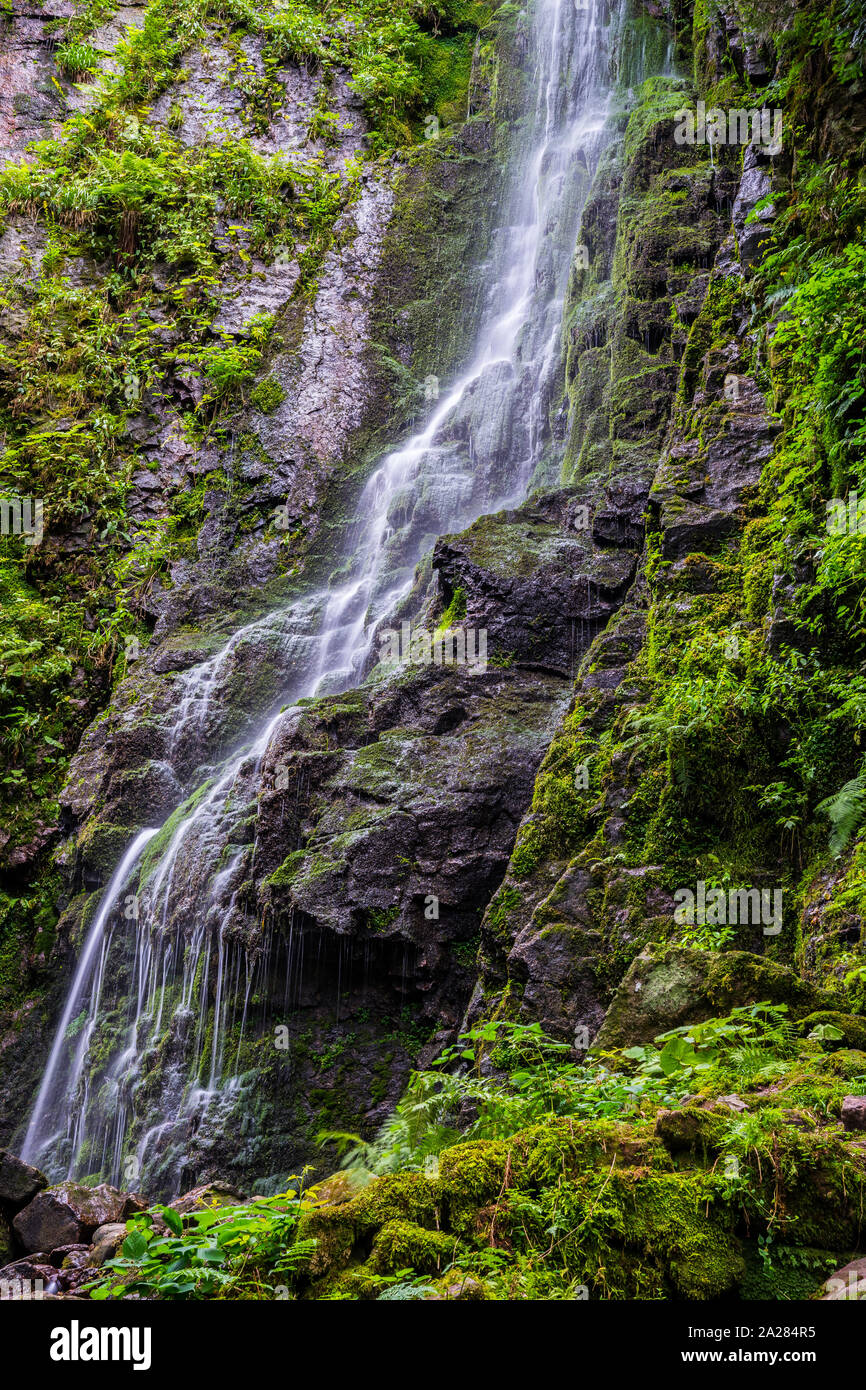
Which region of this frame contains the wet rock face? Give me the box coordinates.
[199,487,640,1179]
[0,0,441,1138]
[251,476,644,929]
[0,0,559,1180]
[259,666,569,940]
[652,319,779,561]
[466,53,800,1050]
[0,1,71,167]
[432,488,640,676]
[732,143,776,266]
[34,139,498,877]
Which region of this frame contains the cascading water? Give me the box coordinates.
[23,0,632,1195]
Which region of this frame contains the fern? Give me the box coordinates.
[816,772,866,852]
[376,1281,438,1300]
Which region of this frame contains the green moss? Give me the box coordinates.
[267,850,307,889]
[297,1204,358,1279]
[438,1138,512,1230]
[138,781,215,884]
[249,377,287,414]
[75,822,138,880]
[509,703,599,879]
[370,1219,457,1274]
[438,584,467,629]
[350,1172,440,1230]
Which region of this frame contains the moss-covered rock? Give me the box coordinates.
[799,1012,866,1051]
[370,1219,457,1275]
[593,945,841,1050]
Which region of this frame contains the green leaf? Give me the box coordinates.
[122,1229,149,1260]
[160,1206,184,1237]
[658,1036,697,1077]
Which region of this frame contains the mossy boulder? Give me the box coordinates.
[618,1172,745,1299]
[654,1106,729,1156]
[593,945,840,1050]
[504,1166,744,1299]
[349,1172,440,1230]
[510,1118,673,1184]
[426,1268,491,1300]
[437,1138,512,1235]
[299,1171,440,1277]
[370,1220,456,1275]
[799,1012,866,1052]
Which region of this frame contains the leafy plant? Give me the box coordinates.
[55,41,101,79]
[87,1191,315,1300]
[816,772,866,853]
[807,1022,845,1042]
[624,1005,797,1084]
[320,1012,797,1179]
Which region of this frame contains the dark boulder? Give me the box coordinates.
[0,1255,55,1297]
[0,1150,48,1211]
[85,1222,129,1267]
[168,1182,245,1215]
[841,1097,866,1133]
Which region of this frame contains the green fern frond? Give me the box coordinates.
[816,772,866,852]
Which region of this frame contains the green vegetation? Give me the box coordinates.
[89,1016,866,1299]
[88,1191,316,1299]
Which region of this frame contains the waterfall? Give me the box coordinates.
[23,0,628,1196]
[21,830,158,1167]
